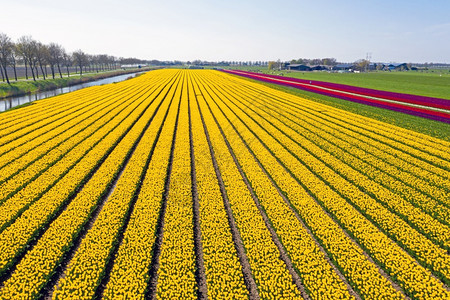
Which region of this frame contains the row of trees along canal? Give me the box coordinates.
[0,33,150,84]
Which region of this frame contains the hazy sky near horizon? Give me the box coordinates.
[1,0,449,63]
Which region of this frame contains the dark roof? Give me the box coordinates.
[288,64,309,67]
[387,63,407,67]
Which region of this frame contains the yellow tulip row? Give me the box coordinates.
[197,71,403,299]
[0,69,162,140]
[269,107,450,213]
[207,71,450,298]
[0,100,97,157]
[224,77,450,207]
[0,75,169,199]
[0,94,115,179]
[0,69,448,298]
[0,74,162,276]
[196,75,304,299]
[221,80,450,243]
[315,114,450,182]
[0,75,136,125]
[0,85,106,134]
[194,72,450,223]
[322,113,450,195]
[0,71,175,300]
[313,100,450,163]
[0,78,151,175]
[293,117,450,225]
[192,73,354,299]
[308,91,450,151]
[279,115,450,225]
[282,94,450,183]
[0,85,116,152]
[155,74,198,299]
[223,73,450,190]
[0,69,161,130]
[306,110,450,192]
[0,86,140,197]
[188,75,249,299]
[0,82,156,233]
[52,74,177,300]
[230,72,450,169]
[319,122,450,191]
[222,81,450,281]
[103,71,182,299]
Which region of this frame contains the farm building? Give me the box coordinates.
[386,63,408,71]
[333,63,354,71]
[287,64,311,71]
[310,65,329,71]
[188,65,204,69]
[368,63,378,71]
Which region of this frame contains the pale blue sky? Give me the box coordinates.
[1,0,449,63]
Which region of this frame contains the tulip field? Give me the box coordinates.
[0,69,449,299]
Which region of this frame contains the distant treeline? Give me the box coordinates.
[411,63,450,69]
[0,33,154,84]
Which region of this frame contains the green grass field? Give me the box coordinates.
[226,67,450,100]
[234,74,450,142]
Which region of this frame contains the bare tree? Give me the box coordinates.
[0,64,5,82]
[55,45,64,78]
[29,40,40,79]
[47,43,57,79]
[35,42,48,80]
[10,44,18,81]
[108,55,116,70]
[17,36,38,81]
[0,32,13,84]
[98,54,108,71]
[62,50,72,77]
[93,55,100,72]
[48,43,64,79]
[87,54,96,73]
[72,50,88,76]
[16,37,28,80]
